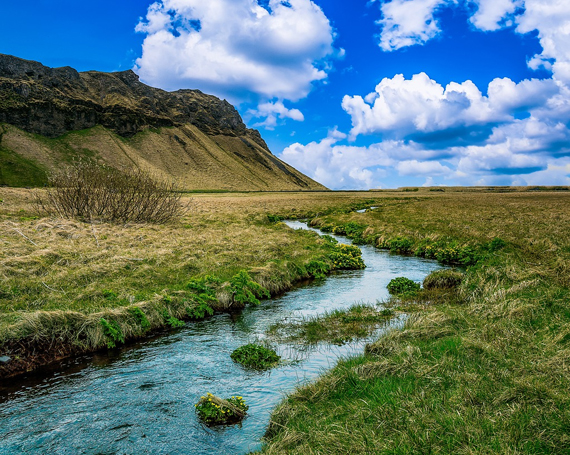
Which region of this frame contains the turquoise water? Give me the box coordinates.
[0,222,443,454]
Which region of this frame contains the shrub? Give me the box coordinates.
[161,309,185,328]
[387,277,420,296]
[186,276,218,318]
[36,161,184,223]
[195,393,248,426]
[230,343,280,370]
[423,269,464,290]
[306,260,331,279]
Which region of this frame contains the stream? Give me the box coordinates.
[0,221,444,455]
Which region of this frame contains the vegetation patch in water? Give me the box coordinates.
[230,343,280,370]
[268,303,395,345]
[387,277,421,296]
[328,244,365,270]
[195,393,248,426]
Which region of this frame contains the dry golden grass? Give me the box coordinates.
[0,188,384,375]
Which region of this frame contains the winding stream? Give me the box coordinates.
[0,222,443,454]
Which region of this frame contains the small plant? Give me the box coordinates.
[195,393,249,426]
[423,269,464,290]
[101,289,118,301]
[186,276,218,318]
[487,237,507,252]
[128,306,150,331]
[231,343,280,370]
[230,270,270,306]
[267,214,283,223]
[161,309,185,328]
[100,318,125,348]
[328,244,366,270]
[306,260,331,279]
[387,277,421,296]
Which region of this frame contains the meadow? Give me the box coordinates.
[260,190,570,454]
[1,187,569,454]
[0,188,377,376]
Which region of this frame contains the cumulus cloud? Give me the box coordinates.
[247,101,304,129]
[516,0,570,84]
[469,0,522,31]
[375,0,449,51]
[280,117,570,189]
[135,0,338,102]
[342,73,559,139]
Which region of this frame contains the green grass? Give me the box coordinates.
[268,303,396,345]
[260,192,570,454]
[230,343,281,370]
[0,191,383,375]
[0,146,47,187]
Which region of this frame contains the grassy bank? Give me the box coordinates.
[261,192,570,454]
[0,189,380,377]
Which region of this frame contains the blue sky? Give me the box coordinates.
[1,0,569,189]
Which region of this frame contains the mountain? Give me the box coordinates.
[0,54,326,191]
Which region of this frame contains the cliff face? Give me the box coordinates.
[0,54,324,191]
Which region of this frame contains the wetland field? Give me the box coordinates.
[1,187,570,454]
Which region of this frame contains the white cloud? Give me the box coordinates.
[342,73,558,138]
[135,0,338,102]
[247,101,304,130]
[469,0,521,31]
[375,0,449,51]
[516,0,570,85]
[396,159,453,176]
[280,129,400,189]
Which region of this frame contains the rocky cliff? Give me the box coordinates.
[0,54,325,191]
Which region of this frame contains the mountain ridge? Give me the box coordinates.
[0,54,325,191]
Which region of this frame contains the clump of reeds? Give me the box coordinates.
[35,161,184,223]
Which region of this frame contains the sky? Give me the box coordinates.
[1,0,570,189]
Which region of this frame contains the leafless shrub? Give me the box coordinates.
[36,162,184,223]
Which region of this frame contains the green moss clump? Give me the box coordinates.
[387,277,421,296]
[328,244,365,270]
[231,343,280,370]
[195,393,248,426]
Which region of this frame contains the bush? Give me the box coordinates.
[387,277,420,296]
[231,343,280,370]
[423,269,464,290]
[36,161,184,223]
[306,260,331,279]
[195,393,248,426]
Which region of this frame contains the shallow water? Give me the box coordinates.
[0,222,443,454]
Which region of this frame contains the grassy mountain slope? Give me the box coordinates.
[0,54,325,191]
